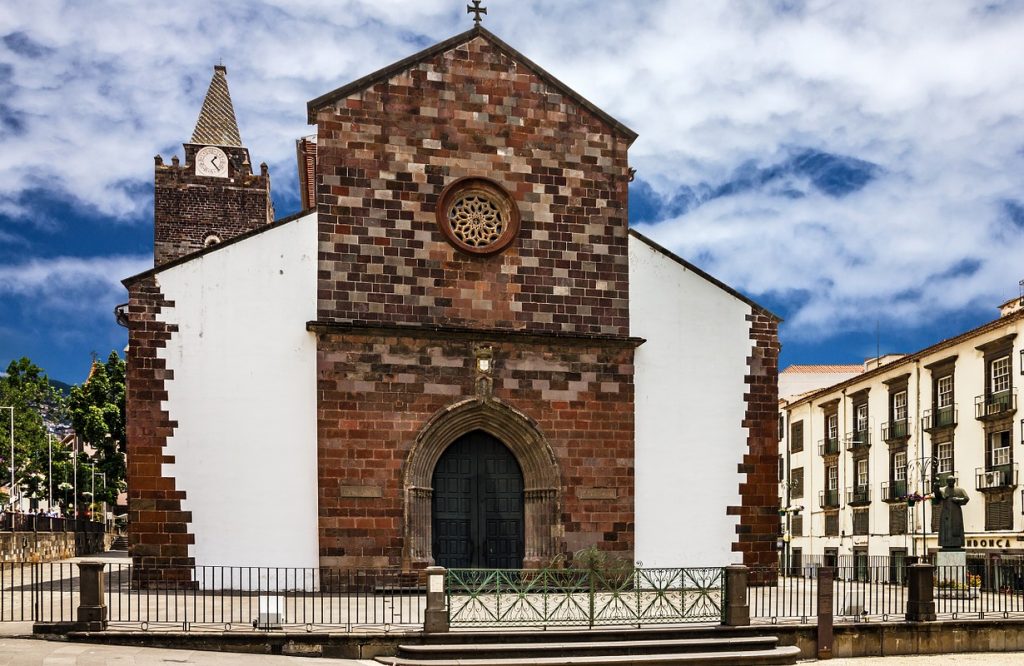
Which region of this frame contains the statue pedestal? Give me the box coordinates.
[935,550,972,598]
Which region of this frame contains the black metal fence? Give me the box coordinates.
[0,512,106,534]
[0,562,79,623]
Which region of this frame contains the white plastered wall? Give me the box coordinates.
[155,213,319,571]
[630,235,754,568]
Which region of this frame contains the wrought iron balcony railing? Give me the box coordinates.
[819,489,840,509]
[818,437,840,456]
[881,479,907,502]
[846,486,871,506]
[923,405,957,431]
[975,389,1017,420]
[844,430,871,452]
[881,419,909,441]
[975,463,1018,491]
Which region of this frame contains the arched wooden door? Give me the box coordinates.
[431,431,524,569]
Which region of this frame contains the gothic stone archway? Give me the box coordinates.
[403,398,561,569]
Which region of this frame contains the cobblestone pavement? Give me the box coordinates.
[821,654,1024,664]
[0,638,377,665]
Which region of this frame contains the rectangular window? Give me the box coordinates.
[937,375,954,408]
[986,492,1013,531]
[827,414,838,440]
[889,504,907,535]
[937,441,953,474]
[857,458,869,487]
[791,467,804,499]
[791,514,803,537]
[825,513,839,537]
[894,451,907,481]
[827,465,838,490]
[992,355,1011,393]
[790,420,804,453]
[892,390,907,421]
[991,430,1011,467]
[855,403,869,432]
[853,510,869,536]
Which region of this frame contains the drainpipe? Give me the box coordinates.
[841,388,846,558]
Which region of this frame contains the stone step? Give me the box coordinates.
[395,634,779,657]
[377,645,802,666]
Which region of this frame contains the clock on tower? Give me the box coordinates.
[195,145,229,178]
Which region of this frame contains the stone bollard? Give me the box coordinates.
[423,566,449,634]
[817,566,834,659]
[722,565,750,626]
[76,561,107,631]
[906,562,936,622]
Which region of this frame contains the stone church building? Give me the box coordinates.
[122,24,780,581]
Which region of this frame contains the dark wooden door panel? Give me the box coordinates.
[432,431,524,569]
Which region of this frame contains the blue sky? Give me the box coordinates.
[1,0,1023,383]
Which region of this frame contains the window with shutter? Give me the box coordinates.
[825,513,839,536]
[889,504,907,535]
[986,492,1013,531]
[791,420,804,453]
[853,509,869,535]
[791,467,804,499]
[791,514,803,537]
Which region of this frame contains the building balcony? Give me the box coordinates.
[975,389,1017,420]
[846,485,872,506]
[818,437,840,456]
[819,489,840,509]
[881,479,908,502]
[975,463,1018,491]
[845,430,871,452]
[882,419,909,442]
[923,405,957,432]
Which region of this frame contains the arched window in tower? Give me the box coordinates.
[203,233,222,248]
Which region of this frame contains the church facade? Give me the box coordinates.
[122,25,779,582]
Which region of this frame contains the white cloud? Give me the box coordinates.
[0,255,150,316]
[0,0,1021,343]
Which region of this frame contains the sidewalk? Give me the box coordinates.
[825,654,1024,664]
[0,637,377,665]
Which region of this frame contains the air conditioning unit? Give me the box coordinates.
[984,471,1001,487]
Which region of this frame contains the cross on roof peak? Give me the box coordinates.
[467,0,486,25]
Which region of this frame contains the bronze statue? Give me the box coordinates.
[933,477,969,550]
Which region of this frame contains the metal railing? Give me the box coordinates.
[923,405,957,430]
[819,437,840,456]
[882,419,909,441]
[844,431,871,452]
[819,489,840,509]
[748,564,907,624]
[846,486,871,505]
[975,389,1017,419]
[0,512,106,534]
[447,567,724,627]
[0,562,79,623]
[975,463,1019,490]
[881,480,908,502]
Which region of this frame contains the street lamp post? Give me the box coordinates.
[907,455,937,560]
[1,406,13,512]
[47,433,53,509]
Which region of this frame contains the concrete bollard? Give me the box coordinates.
[423,566,449,633]
[722,565,750,626]
[906,562,936,622]
[76,561,107,631]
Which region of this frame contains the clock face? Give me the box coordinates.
[195,146,228,178]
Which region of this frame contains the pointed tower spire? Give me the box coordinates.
[190,65,242,147]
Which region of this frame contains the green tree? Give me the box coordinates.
[0,357,66,510]
[67,351,126,511]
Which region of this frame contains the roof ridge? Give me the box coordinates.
[305,26,637,143]
[191,65,243,147]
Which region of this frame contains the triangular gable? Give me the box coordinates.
[629,228,782,322]
[306,25,638,144]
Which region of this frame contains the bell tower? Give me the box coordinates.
[153,65,274,266]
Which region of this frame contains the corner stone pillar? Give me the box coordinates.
[722,565,750,626]
[76,561,107,631]
[906,562,936,622]
[423,566,449,633]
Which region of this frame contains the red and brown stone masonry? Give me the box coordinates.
[311,31,638,569]
[313,33,633,337]
[125,275,195,587]
[731,308,782,572]
[154,145,273,266]
[314,328,636,569]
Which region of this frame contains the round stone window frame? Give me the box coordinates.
[435,176,521,256]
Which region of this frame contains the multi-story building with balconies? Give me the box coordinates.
[780,296,1024,579]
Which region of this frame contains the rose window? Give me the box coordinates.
[436,177,520,255]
